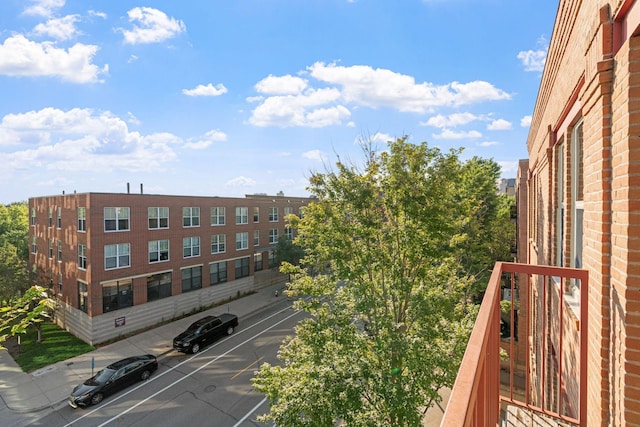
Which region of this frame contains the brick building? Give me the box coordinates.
[522,0,640,424]
[28,191,313,344]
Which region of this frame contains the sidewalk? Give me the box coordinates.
[0,282,287,426]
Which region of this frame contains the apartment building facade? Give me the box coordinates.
[28,192,313,344]
[523,0,640,424]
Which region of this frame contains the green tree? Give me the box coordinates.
[0,285,55,348]
[274,234,305,268]
[0,202,30,303]
[253,138,482,426]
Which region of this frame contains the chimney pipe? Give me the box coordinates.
[127,182,130,194]
[140,183,143,194]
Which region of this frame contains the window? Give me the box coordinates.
[210,261,227,285]
[269,207,278,222]
[269,228,279,244]
[236,232,248,250]
[253,207,259,222]
[571,120,584,279]
[148,207,169,229]
[149,240,169,263]
[181,266,202,292]
[253,230,260,246]
[30,208,36,226]
[78,244,87,270]
[77,207,86,232]
[183,207,200,227]
[299,207,305,218]
[284,207,293,216]
[147,272,172,302]
[285,227,293,239]
[78,281,88,313]
[104,243,130,269]
[211,207,225,225]
[48,207,53,227]
[555,141,565,267]
[102,279,133,313]
[57,207,62,228]
[183,236,200,258]
[235,257,250,279]
[211,234,226,253]
[57,273,63,295]
[31,236,37,254]
[48,239,53,258]
[104,207,130,231]
[254,253,263,272]
[57,240,62,262]
[268,250,277,268]
[236,207,248,224]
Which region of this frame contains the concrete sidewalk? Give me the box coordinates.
[0,281,448,427]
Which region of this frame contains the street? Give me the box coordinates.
[29,299,303,427]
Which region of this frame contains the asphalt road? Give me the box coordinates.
[29,299,303,427]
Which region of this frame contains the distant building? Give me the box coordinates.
[28,192,313,344]
[498,178,516,196]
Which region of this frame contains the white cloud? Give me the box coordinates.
[255,74,308,95]
[182,83,228,97]
[478,141,499,147]
[0,108,180,173]
[120,7,186,45]
[432,129,482,140]
[422,112,481,128]
[226,176,256,187]
[249,87,350,128]
[23,0,65,17]
[518,37,548,72]
[487,118,512,130]
[498,160,519,176]
[184,129,227,149]
[33,15,80,41]
[126,112,140,125]
[520,115,532,127]
[88,10,107,19]
[0,35,106,83]
[302,149,327,162]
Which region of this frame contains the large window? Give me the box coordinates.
[210,261,227,285]
[104,207,130,231]
[147,272,172,302]
[183,237,200,258]
[57,240,62,262]
[181,266,202,292]
[284,206,293,216]
[235,257,250,279]
[102,279,133,313]
[78,244,87,270]
[104,243,130,269]
[211,234,226,253]
[148,207,169,229]
[571,120,584,277]
[253,207,259,222]
[269,228,279,244]
[149,240,169,263]
[268,250,277,268]
[78,281,88,313]
[31,236,37,254]
[211,207,225,225]
[253,230,260,246]
[48,207,52,227]
[236,207,248,224]
[555,141,565,267]
[285,227,293,239]
[236,232,248,250]
[30,207,36,226]
[56,207,62,228]
[48,239,53,258]
[269,207,278,222]
[77,207,86,232]
[183,207,200,227]
[57,272,63,295]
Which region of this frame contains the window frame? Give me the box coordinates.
[211,234,226,254]
[236,207,248,224]
[211,207,225,226]
[236,232,249,250]
[104,207,130,232]
[104,243,131,270]
[183,236,201,258]
[149,239,170,263]
[148,207,169,229]
[182,207,200,228]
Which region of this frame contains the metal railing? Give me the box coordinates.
[440,262,588,426]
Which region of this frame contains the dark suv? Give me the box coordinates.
[172,314,238,353]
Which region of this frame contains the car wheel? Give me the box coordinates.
[91,393,104,405]
[191,343,200,354]
[226,326,234,335]
[140,370,151,381]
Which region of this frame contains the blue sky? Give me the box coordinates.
[0,0,555,204]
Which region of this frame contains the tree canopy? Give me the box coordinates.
[0,202,30,303]
[253,137,512,426]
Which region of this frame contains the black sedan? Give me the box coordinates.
[68,354,158,408]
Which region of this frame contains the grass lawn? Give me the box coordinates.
[11,322,95,373]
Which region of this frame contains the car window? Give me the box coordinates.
[125,362,142,373]
[112,367,126,380]
[94,368,116,384]
[211,318,221,327]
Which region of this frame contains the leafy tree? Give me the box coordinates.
[253,138,486,426]
[0,202,30,303]
[0,242,30,304]
[274,234,305,268]
[0,285,55,349]
[0,202,29,259]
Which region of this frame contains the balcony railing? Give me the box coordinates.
[440,262,588,427]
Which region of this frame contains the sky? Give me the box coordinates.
[0,0,556,204]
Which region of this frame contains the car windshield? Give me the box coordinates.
[93,368,116,384]
[187,321,203,331]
